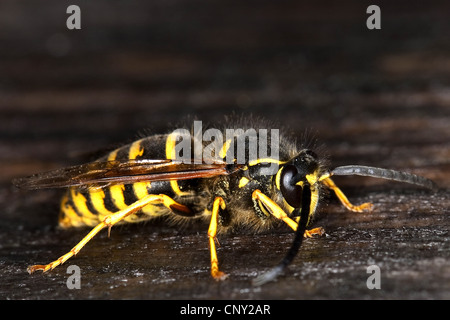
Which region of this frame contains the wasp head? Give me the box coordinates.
[278,149,320,208]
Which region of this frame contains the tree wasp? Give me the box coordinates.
[14,119,436,285]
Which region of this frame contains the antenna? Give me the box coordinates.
[331,165,437,190]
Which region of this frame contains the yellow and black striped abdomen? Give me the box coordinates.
[58,135,184,228]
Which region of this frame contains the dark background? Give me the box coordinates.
[0,0,449,300]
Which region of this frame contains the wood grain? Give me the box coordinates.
[0,1,449,300]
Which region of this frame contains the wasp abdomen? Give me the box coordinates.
[58,135,182,228]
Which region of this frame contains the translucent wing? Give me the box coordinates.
[13,159,240,190]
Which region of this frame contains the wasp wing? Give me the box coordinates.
[13,159,239,190]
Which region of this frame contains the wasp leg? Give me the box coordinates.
[208,197,228,281]
[322,177,373,212]
[252,189,324,238]
[27,194,192,274]
[293,216,324,237]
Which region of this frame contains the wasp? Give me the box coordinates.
[14,121,436,285]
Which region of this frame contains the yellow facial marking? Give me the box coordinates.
[308,187,320,223]
[275,167,283,190]
[306,172,320,186]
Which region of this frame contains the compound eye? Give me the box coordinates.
[280,165,302,208]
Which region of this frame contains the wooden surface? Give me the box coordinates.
[0,1,449,301]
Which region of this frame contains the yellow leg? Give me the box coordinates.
[252,189,325,237]
[208,197,228,281]
[322,177,373,212]
[28,194,192,274]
